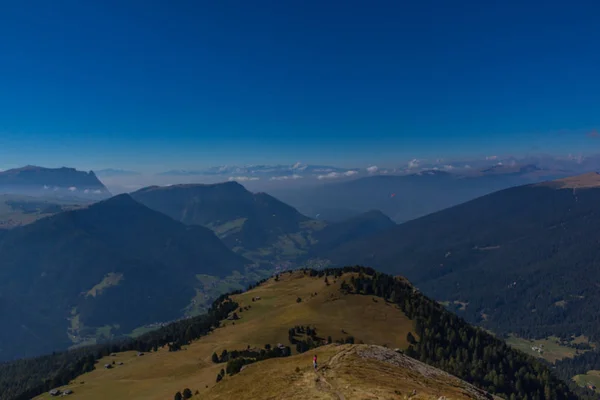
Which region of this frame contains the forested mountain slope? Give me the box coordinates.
[321,172,600,342]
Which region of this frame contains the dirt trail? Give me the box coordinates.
[315,370,345,400]
[312,346,354,400]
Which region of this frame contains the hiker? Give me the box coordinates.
[313,354,318,371]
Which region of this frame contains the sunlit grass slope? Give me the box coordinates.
[35,272,419,400]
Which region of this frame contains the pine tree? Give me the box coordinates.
[407,332,417,345]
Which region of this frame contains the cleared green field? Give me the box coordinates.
[573,370,600,392]
[505,335,582,363]
[0,194,87,228]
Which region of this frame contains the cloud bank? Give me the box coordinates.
[228,176,260,182]
[270,174,303,181]
[317,170,358,180]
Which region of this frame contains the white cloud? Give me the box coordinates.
[291,162,307,171]
[93,190,102,194]
[270,174,303,181]
[408,159,420,169]
[317,172,341,180]
[366,165,378,173]
[442,165,454,170]
[486,155,498,160]
[84,189,90,194]
[228,176,260,182]
[68,186,77,192]
[317,170,358,180]
[43,185,49,190]
[464,165,472,169]
[314,168,334,172]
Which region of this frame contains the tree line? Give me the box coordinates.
[306,266,577,400]
[0,292,239,400]
[0,266,593,400]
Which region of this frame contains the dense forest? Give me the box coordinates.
[322,185,600,343]
[555,351,600,384]
[0,293,238,400]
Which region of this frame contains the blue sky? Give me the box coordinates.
[1,0,599,172]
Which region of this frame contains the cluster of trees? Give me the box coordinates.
[173,388,193,399]
[555,351,600,386]
[0,293,239,400]
[305,266,577,400]
[288,325,323,353]
[287,325,354,353]
[211,343,292,379]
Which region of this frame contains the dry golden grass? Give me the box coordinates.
[539,172,600,189]
[34,272,423,400]
[208,344,497,400]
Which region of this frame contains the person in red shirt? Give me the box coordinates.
[313,354,318,371]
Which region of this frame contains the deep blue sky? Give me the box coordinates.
[1,0,599,172]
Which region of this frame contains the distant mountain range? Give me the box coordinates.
[157,163,355,177]
[271,165,569,223]
[131,182,310,251]
[0,194,249,361]
[153,154,600,183]
[318,172,600,344]
[0,166,111,199]
[131,182,396,264]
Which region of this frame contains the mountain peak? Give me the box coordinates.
[0,165,110,198]
[96,193,138,207]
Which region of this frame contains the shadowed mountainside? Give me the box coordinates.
[319,172,600,343]
[131,182,310,250]
[131,183,396,264]
[0,194,249,362]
